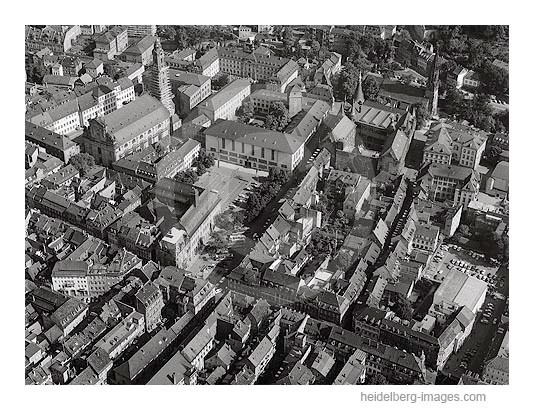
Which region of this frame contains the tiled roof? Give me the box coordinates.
[198,78,250,113]
[25,121,78,152]
[99,94,170,146]
[123,35,156,55]
[382,129,409,161]
[427,163,474,181]
[114,327,175,381]
[247,336,274,368]
[168,68,210,87]
[205,119,305,155]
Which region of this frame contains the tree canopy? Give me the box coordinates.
[174,169,199,184]
[212,74,230,90]
[236,100,255,123]
[479,60,509,97]
[68,153,95,177]
[362,76,380,101]
[192,148,215,174]
[335,62,361,102]
[413,102,430,130]
[244,168,288,222]
[265,101,290,131]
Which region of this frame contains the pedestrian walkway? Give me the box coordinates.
[216,161,269,177]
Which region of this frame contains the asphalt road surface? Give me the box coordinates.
[441,286,507,382]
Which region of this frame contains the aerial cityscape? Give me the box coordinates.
[24,24,509,386]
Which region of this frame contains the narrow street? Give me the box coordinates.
[206,128,324,286]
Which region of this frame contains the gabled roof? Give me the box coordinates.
[247,336,274,368]
[262,270,302,290]
[197,78,250,112]
[123,35,156,55]
[324,113,356,143]
[25,121,78,152]
[382,129,409,161]
[96,94,170,146]
[113,327,175,381]
[425,125,452,155]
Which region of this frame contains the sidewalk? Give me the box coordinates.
[216,161,269,178]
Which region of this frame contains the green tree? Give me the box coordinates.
[335,62,360,102]
[174,169,198,184]
[457,224,471,238]
[212,73,230,90]
[485,146,503,166]
[493,110,509,133]
[68,153,95,177]
[27,63,46,84]
[265,101,290,131]
[413,102,430,130]
[346,34,363,62]
[269,167,289,186]
[479,60,509,97]
[442,85,465,115]
[193,148,215,171]
[232,210,245,228]
[236,100,255,123]
[463,94,494,131]
[195,162,207,176]
[362,76,380,101]
[394,297,413,321]
[206,230,229,254]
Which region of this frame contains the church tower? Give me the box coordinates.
[145,38,175,117]
[426,50,440,118]
[351,71,365,119]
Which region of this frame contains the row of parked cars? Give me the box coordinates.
[481,302,498,325]
[448,259,497,283]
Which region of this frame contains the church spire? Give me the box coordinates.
[426,47,440,118]
[353,70,365,115]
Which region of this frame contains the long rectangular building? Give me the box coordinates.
[197,78,251,122]
[204,120,305,172]
[25,121,80,163]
